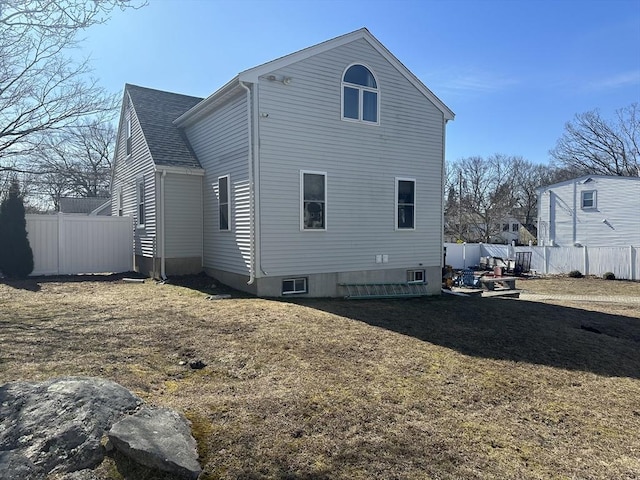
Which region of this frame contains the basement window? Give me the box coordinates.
[282,277,308,295]
[407,269,425,284]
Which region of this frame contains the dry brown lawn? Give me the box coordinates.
[1,274,639,480]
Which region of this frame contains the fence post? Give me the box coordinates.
[57,213,64,275]
[583,245,589,276]
[631,246,636,281]
[463,242,466,268]
[544,246,549,274]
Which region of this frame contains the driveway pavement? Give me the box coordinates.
[519,293,640,304]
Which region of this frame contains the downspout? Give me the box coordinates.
[160,170,167,280]
[239,80,255,285]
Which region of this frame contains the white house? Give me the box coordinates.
[111,28,454,297]
[537,175,640,247]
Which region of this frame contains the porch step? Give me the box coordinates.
[339,282,429,299]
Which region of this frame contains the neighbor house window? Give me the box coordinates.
[581,190,596,209]
[512,223,519,232]
[218,175,230,231]
[301,171,326,230]
[407,269,425,284]
[282,277,308,295]
[342,64,379,124]
[396,178,415,229]
[136,177,145,227]
[502,223,509,232]
[126,110,132,156]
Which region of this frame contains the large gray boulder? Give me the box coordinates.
[108,407,202,480]
[0,377,142,479]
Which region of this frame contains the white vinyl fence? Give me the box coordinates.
[26,214,133,276]
[444,242,639,280]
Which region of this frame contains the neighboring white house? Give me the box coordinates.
[111,28,454,297]
[537,175,640,247]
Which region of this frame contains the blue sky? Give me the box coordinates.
[80,0,640,164]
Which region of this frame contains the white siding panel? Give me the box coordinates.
[257,38,445,276]
[111,97,157,258]
[185,93,251,275]
[164,174,203,258]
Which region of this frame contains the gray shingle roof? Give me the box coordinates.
[126,84,203,168]
[59,197,110,214]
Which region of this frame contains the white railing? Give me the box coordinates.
[25,214,133,276]
[444,242,639,280]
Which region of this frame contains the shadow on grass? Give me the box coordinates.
[298,295,640,379]
[0,272,145,291]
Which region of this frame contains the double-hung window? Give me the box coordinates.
[581,190,596,209]
[342,64,379,124]
[301,171,326,230]
[136,177,145,227]
[396,178,415,230]
[218,175,230,231]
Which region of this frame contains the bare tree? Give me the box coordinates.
[550,103,640,177]
[34,118,115,203]
[0,0,144,173]
[445,155,519,243]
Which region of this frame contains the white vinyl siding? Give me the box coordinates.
[184,92,251,275]
[538,177,640,247]
[163,173,203,258]
[257,38,445,276]
[111,97,156,258]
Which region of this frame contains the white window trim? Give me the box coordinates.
[395,177,416,231]
[218,175,231,232]
[117,186,123,217]
[282,277,308,295]
[581,190,596,209]
[407,269,426,284]
[300,170,327,231]
[341,62,380,126]
[136,177,145,228]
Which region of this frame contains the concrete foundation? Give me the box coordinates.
[205,265,442,298]
[135,255,202,279]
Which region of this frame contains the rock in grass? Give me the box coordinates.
[189,359,206,369]
[108,407,201,480]
[0,377,142,479]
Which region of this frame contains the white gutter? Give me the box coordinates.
[239,80,255,285]
[160,170,167,280]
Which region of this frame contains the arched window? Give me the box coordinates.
[342,64,379,124]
